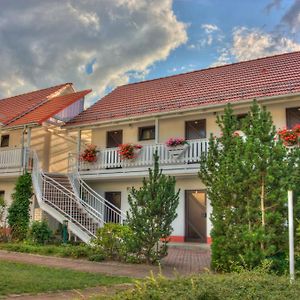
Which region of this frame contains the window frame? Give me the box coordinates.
[0,135,9,148]
[185,119,206,140]
[286,107,300,129]
[138,126,156,141]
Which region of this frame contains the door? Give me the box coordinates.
[104,192,121,223]
[185,119,206,140]
[107,130,123,148]
[185,190,207,243]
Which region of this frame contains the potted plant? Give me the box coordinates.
[118,143,143,160]
[80,144,98,163]
[278,125,300,148]
[166,137,189,158]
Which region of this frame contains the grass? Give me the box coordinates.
[0,260,133,297]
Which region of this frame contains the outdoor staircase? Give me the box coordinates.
[43,173,99,237]
[30,151,125,243]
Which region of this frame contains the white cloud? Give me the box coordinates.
[213,27,300,66]
[0,0,187,105]
[188,23,222,49]
[201,23,219,33]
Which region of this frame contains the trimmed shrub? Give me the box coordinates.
[92,223,135,262]
[28,221,52,245]
[109,272,300,300]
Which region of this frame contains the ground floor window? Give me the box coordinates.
[185,190,207,243]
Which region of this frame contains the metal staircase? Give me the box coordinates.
[31,151,125,243]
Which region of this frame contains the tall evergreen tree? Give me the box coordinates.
[127,153,180,264]
[199,101,290,272]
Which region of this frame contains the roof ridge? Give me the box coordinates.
[119,51,300,88]
[0,82,72,102]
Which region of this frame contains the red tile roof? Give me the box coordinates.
[6,90,91,127]
[67,51,300,127]
[0,83,72,125]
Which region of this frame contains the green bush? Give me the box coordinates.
[92,223,135,262]
[108,271,300,300]
[7,173,33,240]
[0,242,101,260]
[28,221,52,244]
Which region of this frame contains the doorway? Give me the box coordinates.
[185,190,207,243]
[104,192,121,223]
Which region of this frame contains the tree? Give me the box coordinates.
[127,152,180,264]
[7,173,33,240]
[199,101,290,272]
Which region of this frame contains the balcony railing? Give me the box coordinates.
[70,139,208,175]
[0,147,28,174]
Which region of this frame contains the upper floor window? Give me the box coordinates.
[138,126,155,141]
[0,191,4,199]
[185,119,206,140]
[0,135,9,147]
[286,107,300,129]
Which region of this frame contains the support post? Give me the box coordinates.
[155,118,159,144]
[288,190,295,282]
[76,129,81,170]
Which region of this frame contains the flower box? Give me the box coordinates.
[167,144,189,159]
[118,143,143,160]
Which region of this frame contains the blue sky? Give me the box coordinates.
[0,0,299,106]
[141,0,300,82]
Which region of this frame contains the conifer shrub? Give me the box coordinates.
[7,173,33,240]
[126,153,180,264]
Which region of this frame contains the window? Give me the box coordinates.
[0,135,9,147]
[286,107,300,129]
[185,120,206,140]
[0,191,4,200]
[106,130,123,148]
[236,113,247,130]
[138,126,155,141]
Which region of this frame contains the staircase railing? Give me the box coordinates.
[69,171,126,224]
[31,150,104,239]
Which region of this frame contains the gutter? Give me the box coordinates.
[65,92,300,130]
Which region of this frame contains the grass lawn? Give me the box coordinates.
[0,260,133,297]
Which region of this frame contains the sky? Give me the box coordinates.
[0,0,299,107]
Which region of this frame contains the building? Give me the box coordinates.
[1,51,300,243]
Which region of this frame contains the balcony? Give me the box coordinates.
[0,148,28,177]
[70,139,208,179]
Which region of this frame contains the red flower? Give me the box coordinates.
[118,143,143,160]
[80,144,98,162]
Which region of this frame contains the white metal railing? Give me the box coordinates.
[69,171,126,224]
[72,138,208,172]
[31,150,102,239]
[0,147,24,170]
[31,150,126,242]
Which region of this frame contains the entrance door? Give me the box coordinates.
[185,190,207,242]
[104,192,121,223]
[107,130,123,148]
